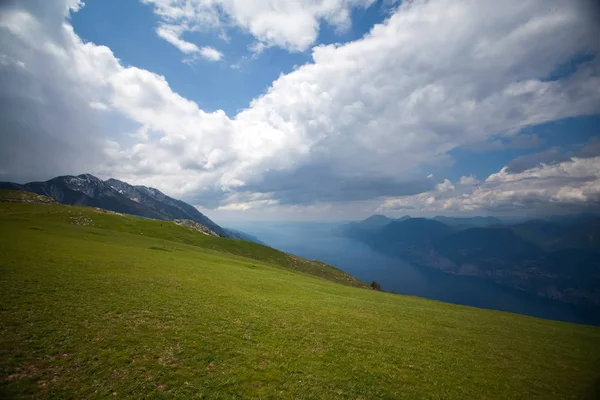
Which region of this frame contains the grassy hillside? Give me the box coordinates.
[1,194,599,399]
[0,191,366,290]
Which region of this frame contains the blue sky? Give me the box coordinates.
[70,0,391,115]
[0,0,599,221]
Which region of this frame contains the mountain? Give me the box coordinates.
[104,178,227,236]
[339,214,600,306]
[348,214,393,230]
[433,227,545,265]
[432,216,504,228]
[339,217,452,247]
[223,228,268,246]
[0,174,229,237]
[333,214,392,238]
[511,217,600,251]
[359,214,393,228]
[510,219,572,248]
[0,174,166,219]
[371,218,453,250]
[340,214,502,237]
[430,226,600,305]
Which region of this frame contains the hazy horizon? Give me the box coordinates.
[7,173,599,222]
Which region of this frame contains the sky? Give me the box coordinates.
[0,0,599,222]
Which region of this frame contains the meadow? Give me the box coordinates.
[1,192,599,399]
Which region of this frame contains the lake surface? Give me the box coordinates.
[227,221,600,326]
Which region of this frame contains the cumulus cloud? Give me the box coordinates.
[436,179,455,193]
[0,0,108,183]
[379,155,600,214]
[1,0,600,215]
[459,175,479,186]
[141,0,376,53]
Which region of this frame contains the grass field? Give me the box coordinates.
[1,193,599,399]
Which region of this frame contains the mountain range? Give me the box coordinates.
[339,214,600,307]
[0,174,233,237]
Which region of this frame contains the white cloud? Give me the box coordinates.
[1,0,600,215]
[156,24,200,54]
[68,0,85,13]
[198,46,223,61]
[436,179,455,193]
[379,156,600,214]
[216,192,280,211]
[141,0,376,53]
[156,23,223,61]
[459,175,479,186]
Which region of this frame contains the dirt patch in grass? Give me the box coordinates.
[4,363,39,382]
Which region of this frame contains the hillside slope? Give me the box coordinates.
[0,174,228,237]
[1,199,599,399]
[0,191,365,289]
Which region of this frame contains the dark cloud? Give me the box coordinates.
[0,0,107,184]
[577,137,600,158]
[180,188,228,209]
[0,59,106,183]
[505,135,600,175]
[239,165,435,205]
[482,198,600,214]
[505,147,572,173]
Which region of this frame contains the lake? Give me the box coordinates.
[227,221,600,326]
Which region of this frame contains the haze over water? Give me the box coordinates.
[228,221,600,326]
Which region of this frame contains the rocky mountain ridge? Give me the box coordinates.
[0,174,229,237]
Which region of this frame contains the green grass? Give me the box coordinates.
[1,197,599,399]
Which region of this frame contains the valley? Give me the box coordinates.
[226,221,600,326]
[337,215,600,308]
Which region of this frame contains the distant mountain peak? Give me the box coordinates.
[106,178,167,199]
[59,173,104,186]
[353,214,393,229]
[0,174,231,238]
[365,214,391,222]
[77,173,101,180]
[432,215,503,227]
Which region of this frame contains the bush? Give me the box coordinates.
[370,280,382,291]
